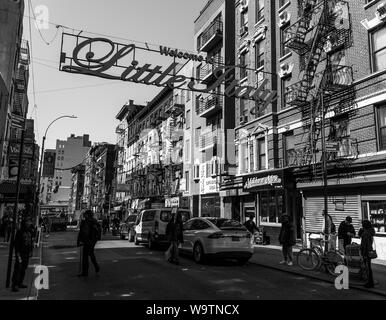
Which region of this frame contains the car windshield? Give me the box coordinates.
[127,215,137,223]
[209,219,247,231]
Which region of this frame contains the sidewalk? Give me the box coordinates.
[251,245,386,297]
[0,241,39,300]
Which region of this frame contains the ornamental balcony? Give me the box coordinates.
[199,130,218,151]
[196,95,223,118]
[197,18,223,53]
[200,56,223,84]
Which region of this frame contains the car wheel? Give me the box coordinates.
[148,234,155,250]
[236,258,250,266]
[134,234,139,245]
[193,242,205,264]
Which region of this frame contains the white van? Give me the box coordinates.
[134,208,191,248]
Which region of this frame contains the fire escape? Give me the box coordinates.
[284,0,355,176]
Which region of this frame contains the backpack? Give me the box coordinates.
[89,220,102,242]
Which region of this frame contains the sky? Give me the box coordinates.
[23,0,208,149]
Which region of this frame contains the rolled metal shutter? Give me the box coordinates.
[304,195,361,233]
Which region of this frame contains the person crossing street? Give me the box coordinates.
[77,210,101,277]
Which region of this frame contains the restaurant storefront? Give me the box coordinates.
[241,169,302,245]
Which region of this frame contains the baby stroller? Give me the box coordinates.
[344,243,368,281]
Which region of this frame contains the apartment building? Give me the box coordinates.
[223,0,386,255]
[191,0,236,218]
[82,143,115,215]
[68,164,85,220]
[51,134,91,204]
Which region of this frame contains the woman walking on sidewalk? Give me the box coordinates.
[278,214,296,266]
[359,220,376,288]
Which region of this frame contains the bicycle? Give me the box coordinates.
[297,232,344,276]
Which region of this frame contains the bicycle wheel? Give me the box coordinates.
[297,249,320,271]
[325,251,344,276]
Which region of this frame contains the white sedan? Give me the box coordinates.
[180,217,254,265]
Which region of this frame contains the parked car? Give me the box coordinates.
[180,217,254,265]
[134,208,191,248]
[120,214,138,241]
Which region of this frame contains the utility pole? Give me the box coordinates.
[6,128,25,288]
[320,93,329,253]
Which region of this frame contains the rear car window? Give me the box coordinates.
[210,219,247,230]
[160,210,191,222]
[142,211,156,222]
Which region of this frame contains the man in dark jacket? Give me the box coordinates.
[12,218,34,292]
[166,211,183,265]
[77,210,101,277]
[244,215,259,234]
[279,214,296,266]
[338,216,356,251]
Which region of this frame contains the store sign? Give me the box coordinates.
[165,197,180,208]
[60,34,277,104]
[243,174,282,191]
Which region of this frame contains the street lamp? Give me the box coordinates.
[35,115,77,221]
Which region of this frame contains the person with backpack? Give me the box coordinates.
[77,210,101,277]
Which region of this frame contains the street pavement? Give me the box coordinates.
[1,231,382,300]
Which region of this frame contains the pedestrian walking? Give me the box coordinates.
[102,214,109,235]
[322,210,337,251]
[165,210,183,265]
[11,217,34,292]
[358,220,376,288]
[77,210,101,277]
[2,210,12,243]
[278,214,296,266]
[338,216,356,252]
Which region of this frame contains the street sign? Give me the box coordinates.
[325,142,340,152]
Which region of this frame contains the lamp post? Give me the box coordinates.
[35,115,77,223]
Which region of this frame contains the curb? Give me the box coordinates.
[250,260,386,298]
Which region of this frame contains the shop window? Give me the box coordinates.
[362,200,386,234]
[260,190,285,224]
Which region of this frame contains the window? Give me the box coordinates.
[377,105,386,150]
[258,138,266,170]
[280,28,291,57]
[283,132,295,167]
[372,26,386,72]
[195,127,201,147]
[260,190,285,224]
[142,210,155,222]
[196,65,202,80]
[191,219,210,230]
[249,141,255,172]
[255,0,265,22]
[240,52,248,80]
[240,9,248,33]
[255,41,264,69]
[185,171,190,192]
[279,0,287,8]
[362,200,386,234]
[186,110,191,129]
[185,139,190,162]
